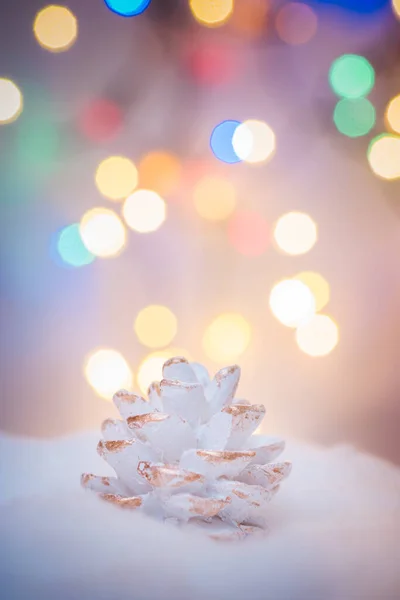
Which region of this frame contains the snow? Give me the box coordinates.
[1,432,400,599]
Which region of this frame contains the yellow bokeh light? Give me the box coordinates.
[33,5,78,52]
[293,272,330,312]
[95,156,138,201]
[189,0,234,27]
[193,176,236,221]
[269,279,316,328]
[0,78,23,124]
[123,189,166,233]
[139,151,181,197]
[273,212,318,255]
[232,120,276,164]
[84,348,133,400]
[296,314,339,357]
[385,95,400,134]
[368,134,400,180]
[80,208,126,258]
[203,313,251,363]
[392,0,400,19]
[134,305,178,349]
[137,347,191,395]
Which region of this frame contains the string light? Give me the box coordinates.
[79,99,122,142]
[33,5,78,52]
[333,98,376,137]
[104,0,152,17]
[123,189,166,233]
[385,95,400,134]
[95,156,138,201]
[210,120,242,164]
[228,211,269,256]
[57,224,95,268]
[293,272,330,312]
[273,212,317,256]
[0,78,23,124]
[367,134,400,180]
[137,347,191,395]
[80,208,127,258]
[329,54,375,98]
[194,176,236,221]
[138,151,181,197]
[189,0,234,27]
[203,313,251,363]
[269,279,316,328]
[84,348,133,400]
[134,305,178,348]
[296,314,339,357]
[275,3,318,46]
[232,120,276,164]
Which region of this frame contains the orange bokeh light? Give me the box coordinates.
[230,0,269,38]
[139,150,182,198]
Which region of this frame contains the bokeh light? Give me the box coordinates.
[139,151,181,197]
[296,314,339,357]
[203,313,251,363]
[333,98,376,137]
[273,212,317,256]
[95,156,138,201]
[293,272,330,312]
[227,211,269,256]
[385,94,400,134]
[189,0,234,27]
[194,176,236,221]
[329,54,375,98]
[122,189,166,233]
[232,120,276,164]
[84,348,133,400]
[79,99,122,142]
[367,134,400,180]
[137,347,190,395]
[269,279,316,328]
[393,0,400,19]
[0,78,23,124]
[210,120,242,164]
[134,305,178,349]
[57,224,95,268]
[16,114,60,176]
[104,0,152,17]
[188,40,236,86]
[33,5,78,52]
[80,208,127,258]
[275,3,318,45]
[230,0,269,38]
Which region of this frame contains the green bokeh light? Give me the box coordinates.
[333,98,376,137]
[329,54,375,99]
[57,224,95,268]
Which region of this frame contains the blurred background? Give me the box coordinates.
[1,0,400,464]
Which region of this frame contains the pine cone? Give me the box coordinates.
[81,357,291,540]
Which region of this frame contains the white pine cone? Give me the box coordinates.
[81,357,291,540]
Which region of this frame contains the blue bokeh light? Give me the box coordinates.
[57,224,95,268]
[311,0,388,14]
[210,120,242,164]
[104,0,152,17]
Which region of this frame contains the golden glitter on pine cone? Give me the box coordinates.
[81,357,291,541]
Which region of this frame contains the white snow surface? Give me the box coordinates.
[1,431,400,600]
